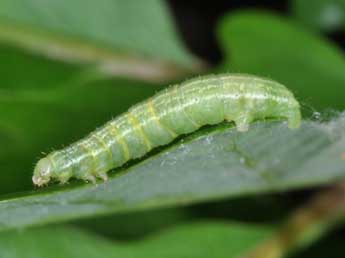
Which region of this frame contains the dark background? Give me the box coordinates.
[168,0,345,63]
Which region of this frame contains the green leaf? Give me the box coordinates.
[217,11,345,110]
[75,207,194,240]
[0,115,344,231]
[0,0,203,82]
[0,222,272,258]
[0,45,82,90]
[291,0,345,32]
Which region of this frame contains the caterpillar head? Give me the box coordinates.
[33,157,54,186]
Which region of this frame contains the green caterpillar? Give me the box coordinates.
[33,74,301,186]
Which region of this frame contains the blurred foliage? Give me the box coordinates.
[0,0,345,258]
[73,207,194,240]
[0,222,272,258]
[0,0,200,68]
[292,0,345,32]
[292,233,345,258]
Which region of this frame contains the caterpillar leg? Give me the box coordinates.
[287,109,302,129]
[96,171,108,181]
[82,174,97,184]
[230,114,253,132]
[77,170,108,183]
[58,173,73,184]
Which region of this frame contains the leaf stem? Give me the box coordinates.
[240,182,345,258]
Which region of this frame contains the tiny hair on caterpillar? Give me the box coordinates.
[33,73,301,186]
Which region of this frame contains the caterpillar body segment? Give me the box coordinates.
[33,74,301,186]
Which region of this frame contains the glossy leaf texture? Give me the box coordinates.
[0,116,344,231]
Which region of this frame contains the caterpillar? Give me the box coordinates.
[33,74,301,186]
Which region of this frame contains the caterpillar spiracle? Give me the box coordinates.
[33,74,301,186]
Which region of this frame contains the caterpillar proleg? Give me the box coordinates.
[33,74,301,186]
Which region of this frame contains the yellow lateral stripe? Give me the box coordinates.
[92,134,113,161]
[127,112,152,151]
[78,141,97,172]
[174,85,201,128]
[147,98,177,137]
[108,122,131,161]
